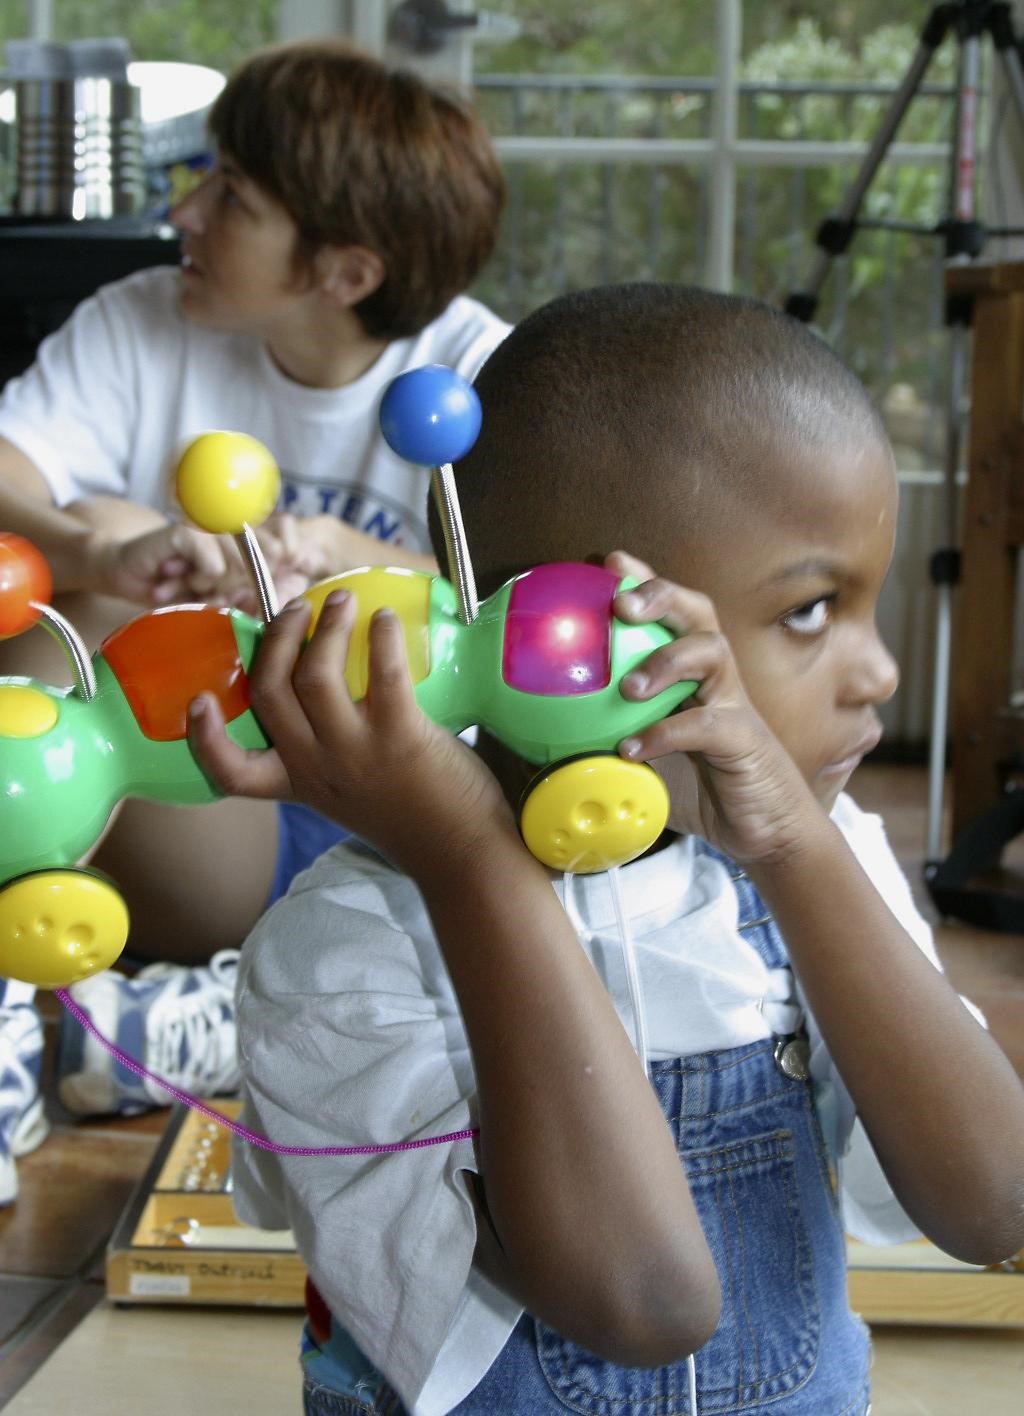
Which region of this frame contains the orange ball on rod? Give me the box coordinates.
[0,532,52,640]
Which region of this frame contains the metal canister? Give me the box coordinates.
[14,74,145,219]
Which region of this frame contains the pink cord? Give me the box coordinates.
[55,987,479,1157]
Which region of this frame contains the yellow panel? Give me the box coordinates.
[302,567,432,701]
[0,684,59,738]
[520,755,669,872]
[0,870,129,987]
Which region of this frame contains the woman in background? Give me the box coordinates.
[0,37,509,1202]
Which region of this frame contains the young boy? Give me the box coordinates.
[0,38,508,1199]
[189,284,1024,1415]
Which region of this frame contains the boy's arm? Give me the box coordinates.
[747,826,1024,1264]
[613,555,1024,1266]
[188,591,720,1366]
[416,825,719,1363]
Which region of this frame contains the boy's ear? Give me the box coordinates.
[315,245,386,309]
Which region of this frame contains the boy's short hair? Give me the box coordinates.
[439,283,887,596]
[208,38,505,339]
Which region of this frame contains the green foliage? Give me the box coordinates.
[474,10,965,442]
[1,0,277,68]
[475,0,717,78]
[735,18,957,411]
[0,2,26,38]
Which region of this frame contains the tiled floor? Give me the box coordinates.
[1,762,1023,1413]
[0,1029,167,1406]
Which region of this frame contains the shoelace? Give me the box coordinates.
[206,948,241,992]
[0,1007,40,1143]
[147,950,240,1097]
[0,1006,39,1070]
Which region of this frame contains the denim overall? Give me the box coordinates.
[302,851,872,1416]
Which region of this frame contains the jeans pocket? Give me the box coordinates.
[686,1128,820,1413]
[535,1321,694,1415]
[302,1373,372,1416]
[302,1372,404,1416]
[533,1129,821,1416]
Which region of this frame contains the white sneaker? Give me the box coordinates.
[56,950,240,1117]
[0,1001,50,1206]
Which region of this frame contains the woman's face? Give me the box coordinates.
[170,157,309,338]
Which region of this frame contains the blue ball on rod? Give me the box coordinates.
[379,364,483,468]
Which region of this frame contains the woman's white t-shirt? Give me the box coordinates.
[0,265,511,555]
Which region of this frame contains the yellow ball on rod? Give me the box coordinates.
[175,431,281,534]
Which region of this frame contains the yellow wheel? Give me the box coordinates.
[0,870,129,989]
[175,431,281,534]
[519,754,669,873]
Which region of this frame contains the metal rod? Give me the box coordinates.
[32,601,96,700]
[949,30,980,222]
[926,586,953,863]
[235,524,278,624]
[430,463,478,625]
[705,0,740,292]
[778,4,1017,868]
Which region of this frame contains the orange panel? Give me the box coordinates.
[101,606,250,742]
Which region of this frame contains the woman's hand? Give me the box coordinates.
[607,550,820,865]
[205,513,437,614]
[92,521,236,605]
[205,512,323,613]
[187,591,515,879]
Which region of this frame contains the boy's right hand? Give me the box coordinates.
[187,591,516,878]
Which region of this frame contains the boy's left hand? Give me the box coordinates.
[607,551,820,866]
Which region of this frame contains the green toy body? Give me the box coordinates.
[0,562,695,986]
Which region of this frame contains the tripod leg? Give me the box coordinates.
[787,7,953,320]
[925,17,986,864]
[990,3,1024,129]
[925,321,969,865]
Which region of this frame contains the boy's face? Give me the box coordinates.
[170,157,309,336]
[658,435,900,816]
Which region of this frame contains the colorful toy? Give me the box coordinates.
[0,366,696,991]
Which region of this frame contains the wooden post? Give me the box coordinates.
[946,262,1024,840]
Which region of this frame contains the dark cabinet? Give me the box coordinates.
[0,218,180,387]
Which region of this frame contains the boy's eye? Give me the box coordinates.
[782,595,835,636]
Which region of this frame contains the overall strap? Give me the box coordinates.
[696,841,789,971]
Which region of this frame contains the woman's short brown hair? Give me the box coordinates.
[208,38,505,339]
